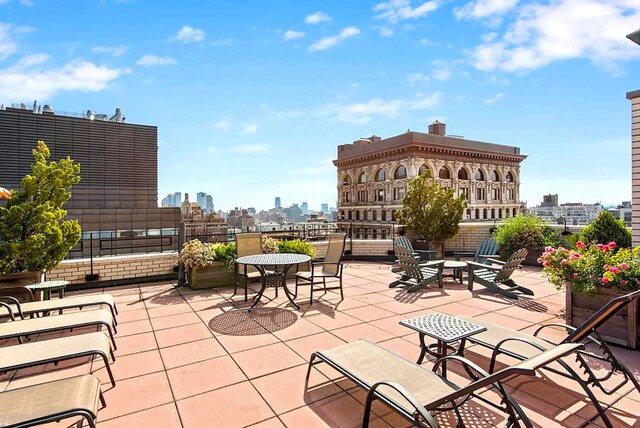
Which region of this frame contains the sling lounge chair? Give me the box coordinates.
[0,331,116,387]
[234,233,264,302]
[453,238,499,264]
[455,289,640,428]
[389,245,444,292]
[0,303,117,349]
[0,374,105,428]
[0,290,118,324]
[467,248,533,299]
[295,233,346,304]
[306,339,582,428]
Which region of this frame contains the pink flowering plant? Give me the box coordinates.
[539,241,640,296]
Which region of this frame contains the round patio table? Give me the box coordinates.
[443,261,467,284]
[235,253,310,311]
[25,280,69,300]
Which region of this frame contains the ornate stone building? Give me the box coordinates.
[333,121,527,238]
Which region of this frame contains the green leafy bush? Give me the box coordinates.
[0,141,81,273]
[580,211,631,249]
[495,214,561,260]
[277,239,316,258]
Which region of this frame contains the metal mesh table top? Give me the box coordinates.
[399,313,486,343]
[235,253,311,266]
[25,280,70,290]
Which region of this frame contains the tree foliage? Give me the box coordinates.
[396,170,467,244]
[581,210,631,249]
[0,141,81,273]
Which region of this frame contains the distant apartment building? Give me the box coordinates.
[334,121,526,238]
[0,103,181,257]
[227,207,256,228]
[205,195,213,213]
[609,201,632,227]
[301,202,309,214]
[541,194,559,207]
[321,203,329,213]
[274,197,281,208]
[181,193,227,242]
[161,192,182,208]
[195,192,214,213]
[529,202,603,225]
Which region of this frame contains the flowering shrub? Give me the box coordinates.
[178,239,236,269]
[539,241,640,296]
[261,236,279,254]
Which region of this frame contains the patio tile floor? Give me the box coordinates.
[1,262,640,427]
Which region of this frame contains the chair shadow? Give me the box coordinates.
[207,307,297,336]
[393,287,448,304]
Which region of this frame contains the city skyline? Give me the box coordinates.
[0,1,638,211]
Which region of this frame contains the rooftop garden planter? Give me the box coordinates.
[540,241,640,348]
[179,240,236,289]
[495,214,561,266]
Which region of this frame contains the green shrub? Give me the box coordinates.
[277,239,316,258]
[580,211,631,249]
[495,214,561,260]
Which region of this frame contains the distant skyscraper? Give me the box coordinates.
[197,192,206,210]
[321,203,329,213]
[301,202,308,214]
[205,195,213,213]
[275,197,281,208]
[173,192,182,207]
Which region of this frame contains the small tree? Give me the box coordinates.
[396,170,467,255]
[581,210,631,249]
[0,141,81,273]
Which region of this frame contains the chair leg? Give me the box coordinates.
[339,275,344,301]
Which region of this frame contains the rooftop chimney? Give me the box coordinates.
[428,120,446,136]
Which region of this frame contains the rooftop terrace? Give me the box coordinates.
[1,263,639,427]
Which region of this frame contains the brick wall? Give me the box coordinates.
[47,253,178,288]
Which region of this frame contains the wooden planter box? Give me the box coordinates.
[187,264,234,290]
[566,284,639,349]
[0,271,42,289]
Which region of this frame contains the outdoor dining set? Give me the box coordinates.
[0,233,638,428]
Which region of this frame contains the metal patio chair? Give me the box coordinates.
[306,339,582,428]
[389,245,444,292]
[234,233,264,302]
[467,248,532,299]
[295,233,346,304]
[455,289,640,428]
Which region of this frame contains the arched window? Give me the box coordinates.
[382,210,387,221]
[491,170,500,181]
[373,210,377,221]
[418,164,429,176]
[356,210,360,220]
[364,210,368,220]
[491,208,495,219]
[340,210,345,220]
[439,167,451,179]
[498,208,503,218]
[391,210,396,221]
[343,175,352,185]
[483,208,488,219]
[458,168,469,180]
[348,211,352,220]
[358,172,367,184]
[466,209,471,219]
[475,169,485,181]
[505,171,514,182]
[375,169,386,182]
[475,209,480,219]
[512,208,517,217]
[394,166,407,179]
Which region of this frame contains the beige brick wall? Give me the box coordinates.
[47,253,178,288]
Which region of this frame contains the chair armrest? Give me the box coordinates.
[467,261,501,271]
[0,301,18,321]
[0,296,25,319]
[482,257,505,265]
[489,337,548,373]
[420,260,445,268]
[367,381,437,427]
[414,250,436,261]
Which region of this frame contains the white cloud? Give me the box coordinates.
[215,120,230,131]
[0,56,129,100]
[136,54,177,66]
[305,11,332,24]
[373,0,440,24]
[211,38,233,46]
[318,93,440,125]
[173,25,206,43]
[483,92,505,104]
[469,0,640,73]
[283,30,305,41]
[379,26,394,37]
[242,124,258,134]
[19,0,32,6]
[432,60,452,81]
[406,72,429,85]
[0,0,9,4]
[0,23,33,61]
[207,146,217,153]
[231,144,269,154]
[309,26,361,52]
[91,45,129,57]
[455,0,518,20]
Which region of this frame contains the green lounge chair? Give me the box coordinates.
[467,248,532,299]
[390,245,444,292]
[453,238,499,263]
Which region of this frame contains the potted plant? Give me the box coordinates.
[260,236,315,276]
[0,141,81,288]
[494,214,561,265]
[179,239,236,289]
[396,170,467,258]
[539,241,640,348]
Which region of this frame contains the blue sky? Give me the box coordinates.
[1,0,639,212]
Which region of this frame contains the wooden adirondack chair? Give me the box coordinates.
[453,238,499,264]
[390,245,444,292]
[467,248,532,299]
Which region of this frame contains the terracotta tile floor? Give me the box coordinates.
[2,262,640,427]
